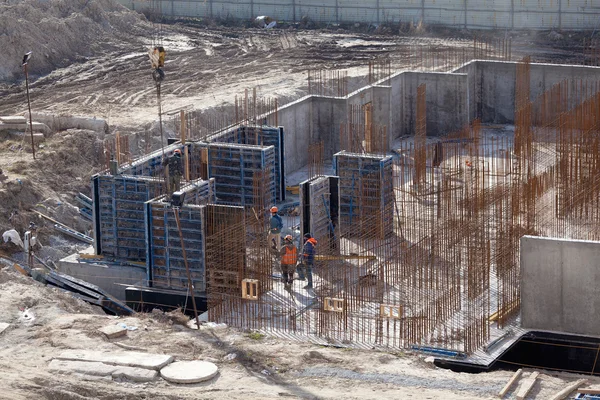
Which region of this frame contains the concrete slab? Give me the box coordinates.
[48,359,158,382]
[56,350,174,370]
[0,323,10,334]
[98,324,127,339]
[160,360,218,384]
[0,116,27,124]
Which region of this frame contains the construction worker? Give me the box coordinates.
[298,233,317,289]
[163,149,183,197]
[280,234,297,289]
[268,206,283,250]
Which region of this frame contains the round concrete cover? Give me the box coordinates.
[160,361,218,383]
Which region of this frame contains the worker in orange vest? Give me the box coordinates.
[279,234,297,290]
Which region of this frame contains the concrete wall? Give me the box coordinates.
[276,96,312,174]
[521,236,600,337]
[401,71,469,137]
[311,96,346,161]
[118,0,600,30]
[455,61,600,123]
[58,253,147,300]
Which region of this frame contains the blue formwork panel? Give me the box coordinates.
[180,178,217,206]
[333,151,394,237]
[118,143,188,177]
[146,201,206,291]
[92,174,162,261]
[208,125,285,202]
[207,142,276,207]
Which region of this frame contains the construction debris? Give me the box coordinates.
[516,371,539,400]
[550,379,588,400]
[98,324,128,339]
[498,368,522,398]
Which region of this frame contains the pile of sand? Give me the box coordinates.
[0,0,152,81]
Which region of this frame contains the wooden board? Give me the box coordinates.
[498,368,522,398]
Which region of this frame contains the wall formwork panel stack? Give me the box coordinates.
[208,125,285,202]
[333,151,394,238]
[145,178,216,290]
[146,203,206,291]
[207,142,276,207]
[92,174,163,260]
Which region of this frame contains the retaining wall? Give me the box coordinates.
[521,235,600,337]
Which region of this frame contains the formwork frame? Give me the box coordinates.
[207,142,276,207]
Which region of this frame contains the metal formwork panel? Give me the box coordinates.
[207,142,276,207]
[93,174,161,261]
[333,151,393,238]
[300,176,332,246]
[147,202,206,291]
[209,126,285,202]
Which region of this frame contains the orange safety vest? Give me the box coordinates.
[281,245,297,265]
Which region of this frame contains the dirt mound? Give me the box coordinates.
[0,0,151,82]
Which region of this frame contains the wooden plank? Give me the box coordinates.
[498,368,522,398]
[516,371,539,400]
[578,387,600,395]
[13,263,29,277]
[549,379,587,400]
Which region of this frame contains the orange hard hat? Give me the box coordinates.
[174,149,182,155]
[270,206,278,213]
[284,234,293,241]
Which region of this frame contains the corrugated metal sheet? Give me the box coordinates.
[513,11,559,29]
[514,0,559,12]
[424,9,464,26]
[173,1,209,18]
[467,10,512,29]
[127,0,600,30]
[429,0,465,11]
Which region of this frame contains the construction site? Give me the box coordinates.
[4,0,600,398]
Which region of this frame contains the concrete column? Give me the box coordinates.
[421,0,425,23]
[335,0,339,23]
[292,0,296,22]
[376,0,380,24]
[464,0,467,29]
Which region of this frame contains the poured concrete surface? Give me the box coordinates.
[521,235,600,336]
[49,359,158,382]
[160,361,218,384]
[0,323,9,334]
[55,350,174,370]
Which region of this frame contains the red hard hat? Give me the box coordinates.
[270,206,278,213]
[174,149,182,155]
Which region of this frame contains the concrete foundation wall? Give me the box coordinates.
[276,96,312,174]
[521,236,600,337]
[461,61,600,123]
[118,0,600,30]
[311,96,346,161]
[401,71,469,137]
[58,254,147,300]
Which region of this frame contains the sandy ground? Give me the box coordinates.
[1,263,598,400]
[0,1,594,398]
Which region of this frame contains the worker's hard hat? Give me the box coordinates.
[174,149,182,155]
[304,233,312,239]
[284,234,293,242]
[270,206,278,213]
